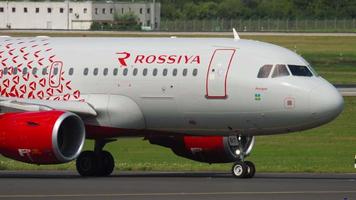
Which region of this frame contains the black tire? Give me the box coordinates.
[231,161,248,178]
[96,151,115,177]
[244,161,256,178]
[76,151,97,177]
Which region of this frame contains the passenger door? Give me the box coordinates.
[206,49,236,99]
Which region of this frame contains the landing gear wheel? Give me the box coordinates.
[231,161,248,178]
[76,151,97,177]
[96,151,115,177]
[244,161,256,178]
[76,140,116,177]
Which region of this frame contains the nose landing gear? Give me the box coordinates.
[232,160,256,178]
[76,139,115,177]
[231,135,256,178]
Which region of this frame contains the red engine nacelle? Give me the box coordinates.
[0,111,85,164]
[148,135,254,163]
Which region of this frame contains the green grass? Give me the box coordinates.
[1,97,355,173]
[251,98,356,173]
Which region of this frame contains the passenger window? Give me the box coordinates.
[22,67,28,75]
[272,64,289,78]
[143,68,148,76]
[123,68,128,76]
[153,68,158,76]
[69,68,74,75]
[193,68,198,76]
[113,68,118,76]
[13,67,18,75]
[42,68,48,75]
[33,68,38,75]
[172,68,177,76]
[257,65,273,78]
[83,68,89,76]
[288,65,313,77]
[183,68,188,76]
[93,68,98,76]
[133,68,138,76]
[53,67,58,75]
[163,68,168,76]
[103,68,108,76]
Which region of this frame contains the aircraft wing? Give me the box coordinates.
[0,97,97,116]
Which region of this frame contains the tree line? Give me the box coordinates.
[1,0,355,20]
[159,0,356,20]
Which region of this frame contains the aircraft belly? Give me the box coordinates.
[139,97,183,129]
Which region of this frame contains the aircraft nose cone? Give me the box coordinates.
[310,83,344,123]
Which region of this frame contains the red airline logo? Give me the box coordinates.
[116,51,201,67]
[116,52,131,67]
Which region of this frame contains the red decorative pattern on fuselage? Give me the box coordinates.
[0,38,81,101]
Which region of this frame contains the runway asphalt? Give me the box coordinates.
[335,85,356,96]
[0,171,354,200]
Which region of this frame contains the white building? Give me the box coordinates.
[0,1,160,30]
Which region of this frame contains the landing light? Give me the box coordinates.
[235,149,241,155]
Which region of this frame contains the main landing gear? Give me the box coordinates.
[76,139,115,177]
[230,135,256,178]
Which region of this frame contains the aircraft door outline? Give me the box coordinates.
[205,49,236,99]
[49,61,63,88]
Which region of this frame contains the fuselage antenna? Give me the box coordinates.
[233,28,240,40]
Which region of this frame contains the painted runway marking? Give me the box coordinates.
[0,191,355,198]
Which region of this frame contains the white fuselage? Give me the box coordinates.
[0,37,344,136]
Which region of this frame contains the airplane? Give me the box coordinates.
[0,31,344,178]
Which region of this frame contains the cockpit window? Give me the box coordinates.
[308,65,319,76]
[257,65,273,78]
[288,65,313,77]
[271,64,290,78]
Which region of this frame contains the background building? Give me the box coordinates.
[0,1,160,30]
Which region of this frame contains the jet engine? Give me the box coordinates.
[148,135,255,163]
[0,111,85,164]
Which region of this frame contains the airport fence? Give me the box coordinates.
[159,19,356,32]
